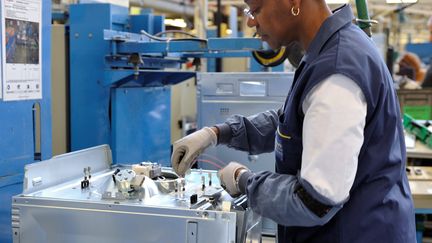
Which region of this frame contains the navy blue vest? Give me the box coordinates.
[274,5,416,243]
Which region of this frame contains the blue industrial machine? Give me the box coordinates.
[68,3,266,166]
[0,1,52,242]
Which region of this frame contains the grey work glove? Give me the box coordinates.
[218,162,249,198]
[171,127,217,177]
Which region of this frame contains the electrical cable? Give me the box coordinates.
[200,153,227,166]
[195,159,223,169]
[154,30,199,38]
[140,29,207,43]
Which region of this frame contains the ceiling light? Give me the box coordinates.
[164,19,187,28]
[325,0,350,4]
[386,0,417,3]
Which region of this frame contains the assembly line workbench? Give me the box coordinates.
[407,141,432,160]
[407,166,432,243]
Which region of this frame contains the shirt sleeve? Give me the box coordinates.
[215,108,280,154]
[241,74,367,226]
[301,73,366,203]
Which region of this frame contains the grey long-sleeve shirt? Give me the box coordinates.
[215,74,367,226]
[216,109,279,154]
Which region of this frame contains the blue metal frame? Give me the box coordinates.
[70,3,270,166]
[130,13,164,35]
[69,4,129,153]
[111,86,171,164]
[52,10,68,22]
[0,0,52,242]
[115,38,262,54]
[103,29,262,58]
[69,4,197,165]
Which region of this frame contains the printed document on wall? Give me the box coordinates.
[2,0,42,101]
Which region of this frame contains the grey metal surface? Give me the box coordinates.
[197,72,293,172]
[13,145,261,243]
[23,145,112,194]
[12,199,237,243]
[197,72,294,235]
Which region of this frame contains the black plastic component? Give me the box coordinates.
[190,194,198,205]
[81,176,89,189]
[386,46,394,76]
[112,168,121,184]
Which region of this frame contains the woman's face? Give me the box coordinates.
[245,0,301,50]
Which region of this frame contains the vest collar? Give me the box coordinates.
[302,4,355,64]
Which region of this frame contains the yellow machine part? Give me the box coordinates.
[252,47,288,67]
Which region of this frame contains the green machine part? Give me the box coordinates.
[355,0,373,37]
[403,114,432,149]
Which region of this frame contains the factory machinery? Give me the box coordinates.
[67,3,278,167]
[4,2,285,242]
[67,0,376,167]
[12,145,262,243]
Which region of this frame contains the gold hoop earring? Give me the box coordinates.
[291,7,300,16]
